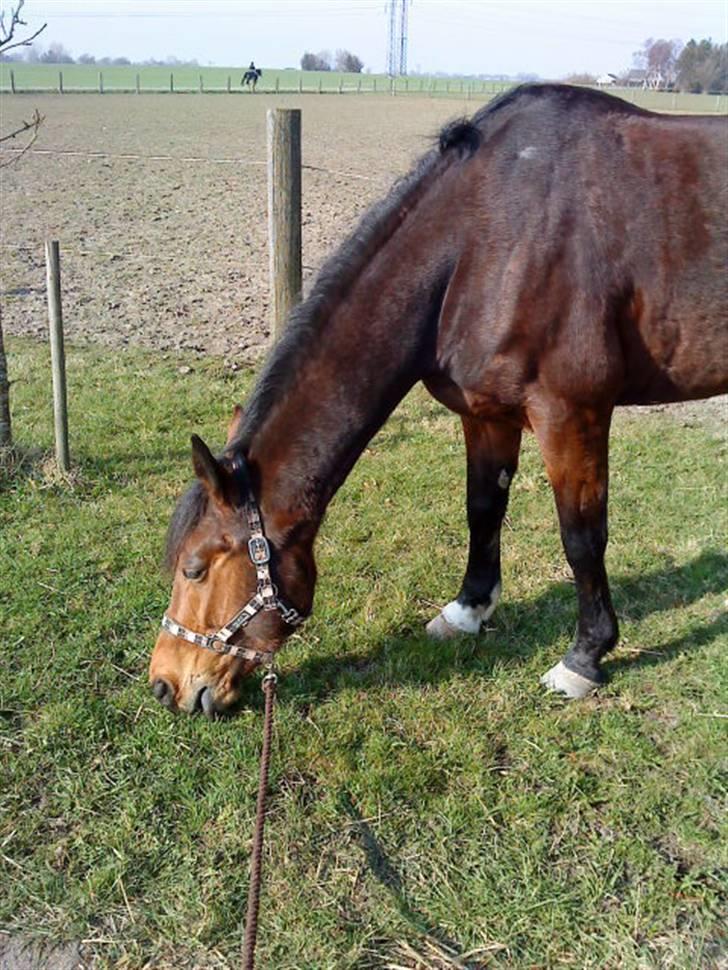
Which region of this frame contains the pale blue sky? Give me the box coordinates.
[24,0,728,76]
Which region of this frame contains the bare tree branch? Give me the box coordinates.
[0,0,46,54]
[0,2,48,452]
[0,107,44,166]
[0,107,43,144]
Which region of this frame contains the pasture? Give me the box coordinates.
[1,91,727,968]
[0,64,514,98]
[2,63,727,118]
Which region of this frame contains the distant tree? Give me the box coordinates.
[111,55,130,66]
[334,49,363,73]
[300,50,331,71]
[78,52,95,64]
[676,38,727,92]
[40,41,74,63]
[633,37,682,87]
[563,71,597,85]
[0,0,46,452]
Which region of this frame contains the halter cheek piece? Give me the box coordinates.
[161,493,306,667]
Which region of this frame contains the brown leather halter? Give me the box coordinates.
[161,491,306,666]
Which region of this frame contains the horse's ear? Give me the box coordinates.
[191,434,226,502]
[225,404,245,447]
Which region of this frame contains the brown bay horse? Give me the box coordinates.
[150,84,727,716]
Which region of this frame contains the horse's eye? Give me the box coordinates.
[182,566,205,581]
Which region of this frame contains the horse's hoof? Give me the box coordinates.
[540,661,600,699]
[425,612,462,640]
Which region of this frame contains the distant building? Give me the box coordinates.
[624,69,647,87]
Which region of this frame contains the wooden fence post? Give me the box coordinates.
[45,241,70,473]
[136,72,141,94]
[267,108,302,340]
[275,76,280,94]
[10,69,15,93]
[58,71,63,94]
[98,71,103,94]
[227,74,231,93]
[199,74,204,93]
[170,72,174,93]
[299,76,303,93]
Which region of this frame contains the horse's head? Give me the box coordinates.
[149,408,315,716]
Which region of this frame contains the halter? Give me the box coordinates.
[161,492,306,667]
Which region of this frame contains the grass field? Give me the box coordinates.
[1,63,512,97]
[1,337,726,968]
[2,62,727,113]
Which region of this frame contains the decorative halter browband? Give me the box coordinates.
[161,493,306,667]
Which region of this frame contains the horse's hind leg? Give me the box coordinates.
[530,404,618,698]
[427,417,521,638]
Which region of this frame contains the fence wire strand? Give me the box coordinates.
[0,145,393,182]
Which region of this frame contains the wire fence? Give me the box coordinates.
[0,145,393,182]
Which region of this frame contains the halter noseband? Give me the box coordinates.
[161,490,306,667]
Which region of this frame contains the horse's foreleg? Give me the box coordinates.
[427,418,521,638]
[530,405,618,698]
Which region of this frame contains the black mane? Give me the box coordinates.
[165,480,207,571]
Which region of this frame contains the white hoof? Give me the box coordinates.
[425,612,462,640]
[540,661,599,700]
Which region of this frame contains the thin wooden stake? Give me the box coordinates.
[45,241,70,473]
[267,108,302,340]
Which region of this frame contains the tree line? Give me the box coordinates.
[300,49,364,73]
[632,36,726,92]
[0,42,203,66]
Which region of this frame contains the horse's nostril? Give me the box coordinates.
[152,678,171,702]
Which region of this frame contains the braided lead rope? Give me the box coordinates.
[243,670,278,970]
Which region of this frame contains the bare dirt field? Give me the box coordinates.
[1,93,471,361]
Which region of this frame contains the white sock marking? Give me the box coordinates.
[442,582,501,633]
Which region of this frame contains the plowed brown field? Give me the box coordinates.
[1,93,472,362]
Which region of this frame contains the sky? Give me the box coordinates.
[20,0,728,77]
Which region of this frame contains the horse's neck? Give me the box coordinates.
[246,188,455,529]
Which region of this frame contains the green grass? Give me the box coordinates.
[1,338,726,969]
[0,62,513,97]
[2,63,726,113]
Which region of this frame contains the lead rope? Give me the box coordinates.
[242,668,278,970]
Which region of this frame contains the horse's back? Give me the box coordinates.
[440,87,728,410]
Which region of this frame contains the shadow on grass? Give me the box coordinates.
[240,549,728,709]
[338,789,484,970]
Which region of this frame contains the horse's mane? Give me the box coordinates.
[165,480,207,571]
[232,118,483,452]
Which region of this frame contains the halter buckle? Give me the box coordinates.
[248,535,270,565]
